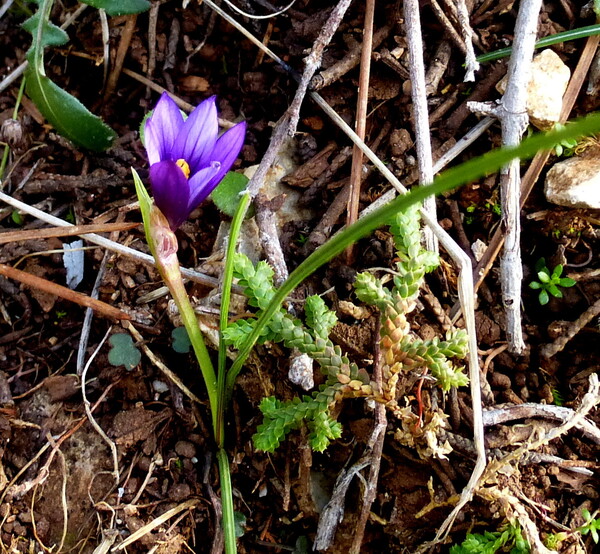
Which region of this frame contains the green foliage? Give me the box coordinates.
[476,24,600,64]
[212,172,252,217]
[529,258,577,305]
[579,508,600,544]
[229,204,468,453]
[546,508,600,548]
[305,295,337,339]
[79,0,151,16]
[551,387,565,406]
[552,124,578,157]
[107,333,141,370]
[233,511,247,538]
[171,326,191,354]
[11,210,24,225]
[450,523,529,554]
[22,0,149,151]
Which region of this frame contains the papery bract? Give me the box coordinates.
[144,92,246,230]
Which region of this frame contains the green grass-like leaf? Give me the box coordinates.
[226,113,600,392]
[477,24,600,64]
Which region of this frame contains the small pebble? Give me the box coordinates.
[152,380,169,394]
[168,483,191,501]
[174,441,197,459]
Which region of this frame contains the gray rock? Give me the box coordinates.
[545,155,600,209]
[497,49,570,130]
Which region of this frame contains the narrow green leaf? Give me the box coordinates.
[80,0,151,16]
[559,277,577,287]
[226,113,600,392]
[22,12,68,47]
[477,24,600,64]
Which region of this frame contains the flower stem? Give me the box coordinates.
[216,191,251,447]
[166,268,219,430]
[217,447,237,553]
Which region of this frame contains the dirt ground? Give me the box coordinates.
[0,0,599,552]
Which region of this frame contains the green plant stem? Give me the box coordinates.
[217,447,237,554]
[216,191,251,447]
[165,265,219,430]
[477,24,600,63]
[224,113,600,396]
[0,76,26,181]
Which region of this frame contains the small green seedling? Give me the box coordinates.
[529,258,576,305]
[107,333,141,370]
[171,326,191,354]
[552,124,578,157]
[579,508,600,544]
[546,508,600,549]
[450,523,529,553]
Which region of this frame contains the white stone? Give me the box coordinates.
[496,49,570,130]
[544,155,600,209]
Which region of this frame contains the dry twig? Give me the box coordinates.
[403,0,438,252]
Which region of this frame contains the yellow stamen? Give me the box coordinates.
[175,159,191,179]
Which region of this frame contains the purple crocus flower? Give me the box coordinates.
[144,92,246,230]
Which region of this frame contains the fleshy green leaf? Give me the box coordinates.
[548,284,562,298]
[171,326,191,353]
[529,281,541,290]
[535,258,547,273]
[539,290,550,305]
[537,271,550,283]
[211,172,251,217]
[559,277,577,287]
[80,0,151,16]
[551,264,564,279]
[108,333,141,370]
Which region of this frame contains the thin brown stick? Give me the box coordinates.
[346,0,376,262]
[349,341,386,554]
[0,222,139,244]
[0,263,131,321]
[429,0,466,54]
[104,15,137,101]
[310,25,391,90]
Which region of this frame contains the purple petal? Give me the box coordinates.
[149,160,191,230]
[172,96,218,172]
[145,92,184,165]
[205,121,246,190]
[186,162,222,211]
